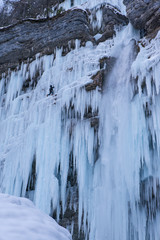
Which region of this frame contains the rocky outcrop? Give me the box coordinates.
[0,4,128,76]
[85,57,116,92]
[90,4,129,44]
[0,0,64,27]
[123,0,160,38]
[0,9,94,76]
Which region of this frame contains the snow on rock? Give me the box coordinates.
[0,193,72,240]
[0,0,4,10]
[0,0,19,14]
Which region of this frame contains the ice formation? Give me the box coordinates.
[59,0,126,14]
[0,33,111,236]
[92,26,160,240]
[0,0,160,240]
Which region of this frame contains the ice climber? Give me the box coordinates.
[47,85,54,96]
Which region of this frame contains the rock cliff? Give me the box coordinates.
[124,0,160,38]
[0,3,128,76]
[0,0,63,26]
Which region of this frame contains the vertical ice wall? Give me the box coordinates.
[0,34,113,238]
[91,26,160,240]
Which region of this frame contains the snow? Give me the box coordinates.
[0,193,71,240]
[0,0,19,13]
[0,0,4,10]
[93,33,103,41]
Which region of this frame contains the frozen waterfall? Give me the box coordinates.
[0,0,160,240]
[93,26,160,240]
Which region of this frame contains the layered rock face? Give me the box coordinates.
[92,4,129,44]
[0,0,63,26]
[0,3,128,76]
[0,9,93,75]
[124,0,160,37]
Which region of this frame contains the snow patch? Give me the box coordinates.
[0,193,71,240]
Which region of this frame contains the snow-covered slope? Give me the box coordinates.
[0,193,71,240]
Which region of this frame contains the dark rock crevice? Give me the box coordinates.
[25,154,37,201]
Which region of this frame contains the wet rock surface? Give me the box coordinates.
[123,0,160,37]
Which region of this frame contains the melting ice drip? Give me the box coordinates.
[92,27,160,240]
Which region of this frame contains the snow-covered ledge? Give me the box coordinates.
[0,193,72,240]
